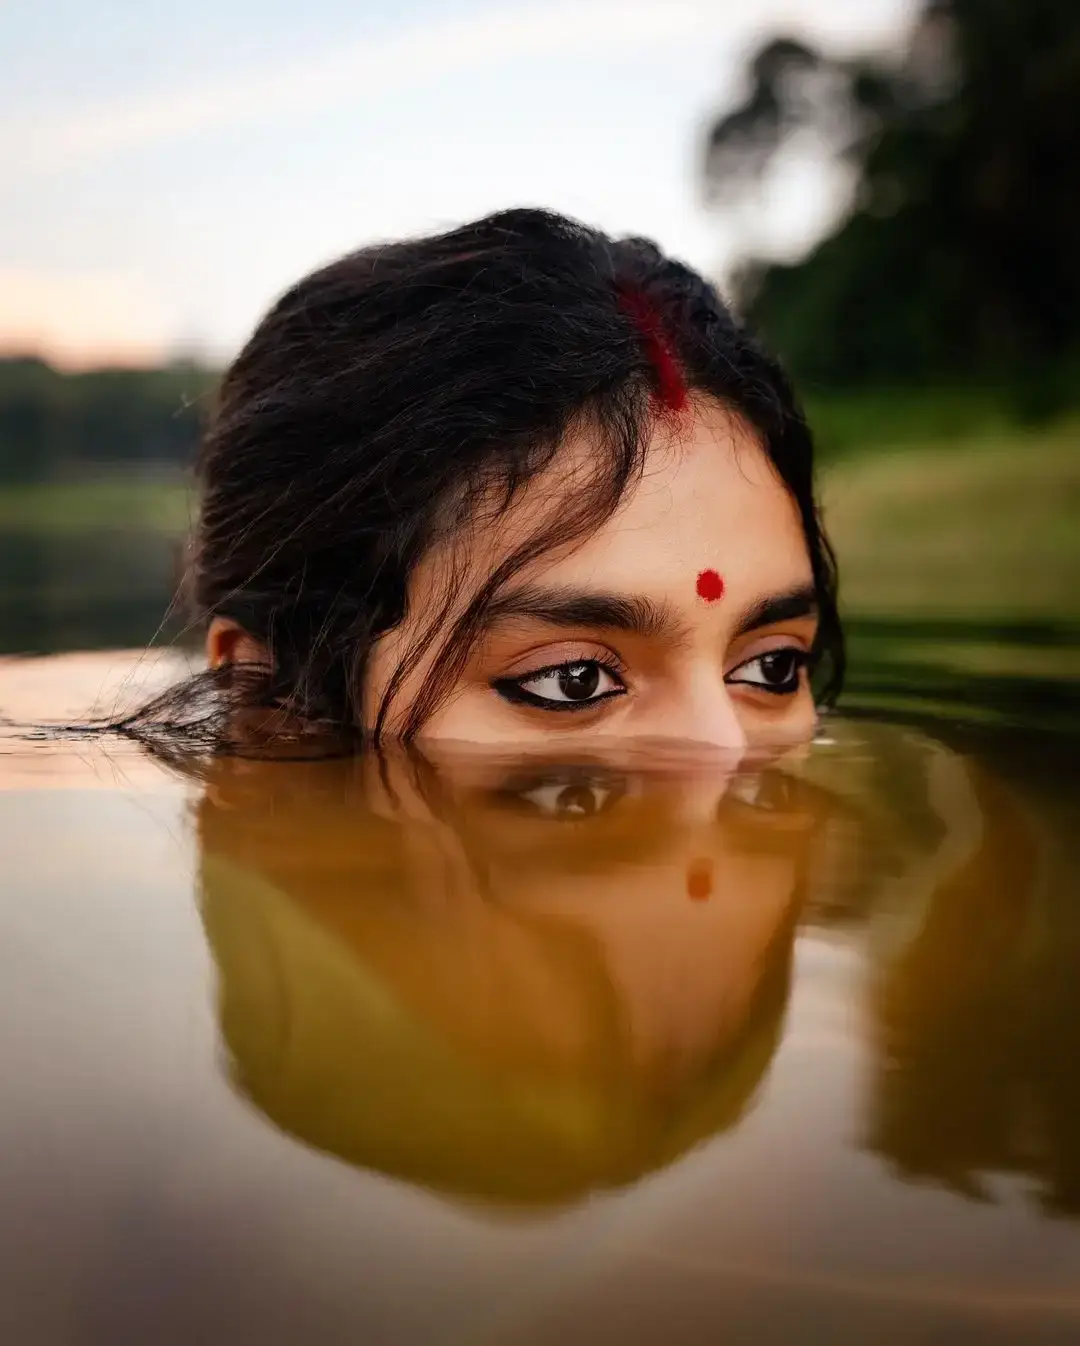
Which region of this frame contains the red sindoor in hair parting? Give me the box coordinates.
[616,285,688,413]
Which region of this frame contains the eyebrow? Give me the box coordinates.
[732,584,819,638]
[484,585,684,640]
[481,582,818,641]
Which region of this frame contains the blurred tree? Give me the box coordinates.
[704,0,1080,404]
[0,357,216,483]
[0,359,64,482]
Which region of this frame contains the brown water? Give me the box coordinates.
[2,652,1080,1346]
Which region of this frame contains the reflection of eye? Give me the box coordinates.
[518,780,618,819]
[729,773,764,808]
[493,768,628,820]
[729,770,797,813]
[725,648,807,696]
[493,661,626,712]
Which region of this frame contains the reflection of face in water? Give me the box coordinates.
[197,748,831,1205]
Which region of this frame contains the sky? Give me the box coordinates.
[0,0,916,367]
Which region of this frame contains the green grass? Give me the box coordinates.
[0,477,194,535]
[821,422,1080,622]
[804,388,1070,461]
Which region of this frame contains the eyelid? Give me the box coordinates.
[725,630,813,676]
[497,642,627,680]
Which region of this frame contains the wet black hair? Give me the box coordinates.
[127,207,842,751]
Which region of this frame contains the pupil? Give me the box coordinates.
[762,651,795,684]
[558,663,600,701]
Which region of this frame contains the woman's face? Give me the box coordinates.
[366,399,819,751]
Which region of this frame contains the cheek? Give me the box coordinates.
[417,683,546,744]
[733,686,818,747]
[415,684,493,742]
[362,626,419,732]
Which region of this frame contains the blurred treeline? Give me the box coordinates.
[0,357,215,484]
[705,0,1080,418]
[2,0,1077,486]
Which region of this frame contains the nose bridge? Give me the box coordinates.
[668,665,747,754]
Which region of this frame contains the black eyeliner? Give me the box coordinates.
[491,659,626,712]
[491,681,626,712]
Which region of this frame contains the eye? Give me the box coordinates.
[725,648,807,696]
[493,660,626,712]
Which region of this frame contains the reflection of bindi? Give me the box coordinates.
[696,569,725,602]
[686,860,712,901]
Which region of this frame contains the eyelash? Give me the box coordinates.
[492,648,810,712]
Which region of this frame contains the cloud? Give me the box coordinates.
[1,0,913,172]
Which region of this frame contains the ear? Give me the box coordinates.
[207,617,271,671]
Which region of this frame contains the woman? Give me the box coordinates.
[145,208,842,755]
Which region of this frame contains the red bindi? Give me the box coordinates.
[695,569,725,602]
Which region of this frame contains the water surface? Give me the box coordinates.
[2,651,1079,1345]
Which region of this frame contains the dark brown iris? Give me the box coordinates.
[558,663,600,701]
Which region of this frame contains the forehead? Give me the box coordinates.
[476,400,811,603]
